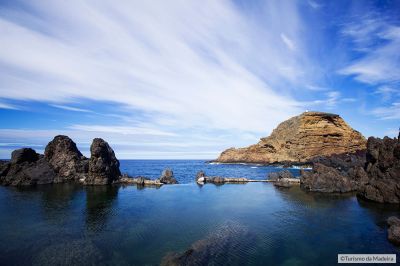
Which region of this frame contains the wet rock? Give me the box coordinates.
[86,138,121,185]
[195,171,248,184]
[0,149,56,186]
[357,137,400,203]
[161,222,254,266]
[159,168,178,184]
[0,160,10,177]
[387,216,400,245]
[45,135,88,182]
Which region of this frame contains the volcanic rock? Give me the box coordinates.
[0,148,56,186]
[357,136,400,203]
[300,163,364,193]
[387,216,400,245]
[215,112,366,164]
[45,135,88,182]
[159,168,178,184]
[268,170,300,187]
[86,138,121,185]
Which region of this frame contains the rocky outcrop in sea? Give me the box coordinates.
[0,135,122,186]
[215,111,366,164]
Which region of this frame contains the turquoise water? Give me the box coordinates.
[0,160,399,265]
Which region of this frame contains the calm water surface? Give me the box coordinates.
[0,160,399,265]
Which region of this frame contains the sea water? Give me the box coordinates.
[0,160,398,265]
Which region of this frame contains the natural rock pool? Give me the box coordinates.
[0,160,398,265]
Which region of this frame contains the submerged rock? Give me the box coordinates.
[86,138,121,185]
[0,148,56,186]
[387,216,400,245]
[161,222,254,266]
[215,111,366,164]
[357,136,400,203]
[159,168,178,184]
[45,135,88,182]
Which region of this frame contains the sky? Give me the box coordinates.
[0,0,399,159]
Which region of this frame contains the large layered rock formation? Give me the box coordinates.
[45,135,89,182]
[86,138,121,185]
[216,111,366,164]
[357,136,400,203]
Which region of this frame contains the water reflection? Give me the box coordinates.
[85,185,119,233]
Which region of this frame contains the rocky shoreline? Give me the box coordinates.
[0,135,178,187]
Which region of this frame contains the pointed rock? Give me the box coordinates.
[86,138,121,185]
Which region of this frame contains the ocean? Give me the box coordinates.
[0,160,398,265]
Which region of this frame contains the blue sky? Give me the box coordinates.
[0,0,399,159]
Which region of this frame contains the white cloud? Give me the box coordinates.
[340,17,400,84]
[373,86,399,101]
[0,0,315,135]
[0,101,19,110]
[372,102,400,120]
[51,104,93,113]
[69,124,177,136]
[280,33,296,51]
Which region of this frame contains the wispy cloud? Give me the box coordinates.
[372,102,400,120]
[69,125,177,136]
[280,33,296,51]
[339,15,400,84]
[51,104,93,113]
[0,101,19,110]
[0,0,315,134]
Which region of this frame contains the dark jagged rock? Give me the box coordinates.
[161,222,254,266]
[45,135,89,182]
[0,149,56,186]
[387,216,400,245]
[300,163,366,193]
[159,168,178,184]
[115,174,163,186]
[357,136,400,203]
[0,160,10,177]
[268,170,299,187]
[11,148,38,164]
[86,138,121,185]
[268,170,294,181]
[311,150,366,172]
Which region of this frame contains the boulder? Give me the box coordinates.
[0,160,10,177]
[0,148,56,186]
[387,216,400,245]
[86,138,121,185]
[357,137,400,203]
[159,168,178,184]
[196,171,206,183]
[44,135,88,182]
